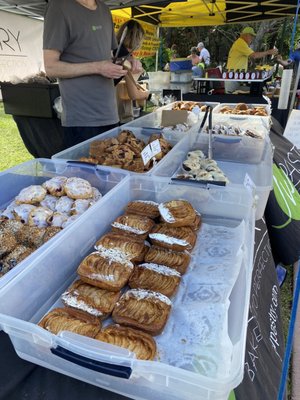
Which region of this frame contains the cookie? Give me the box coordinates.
[63,177,93,200]
[42,176,68,197]
[15,185,47,204]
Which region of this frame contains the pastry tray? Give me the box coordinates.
[0,176,255,400]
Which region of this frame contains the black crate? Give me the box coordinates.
[0,82,60,118]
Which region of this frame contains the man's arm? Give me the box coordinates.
[44,49,127,80]
[250,48,278,60]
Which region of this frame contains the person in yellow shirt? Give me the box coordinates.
[225,26,278,93]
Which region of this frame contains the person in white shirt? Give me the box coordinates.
[197,42,210,67]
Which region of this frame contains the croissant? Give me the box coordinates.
[125,200,160,220]
[129,263,181,297]
[112,289,172,335]
[158,200,196,227]
[38,307,101,337]
[61,279,121,323]
[149,223,197,252]
[95,232,148,263]
[77,249,134,291]
[95,324,157,360]
[145,246,190,274]
[111,213,155,240]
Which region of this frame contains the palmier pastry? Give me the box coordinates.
[42,176,68,197]
[95,232,148,263]
[149,224,197,252]
[15,185,47,205]
[77,248,134,291]
[112,289,172,335]
[63,177,93,200]
[158,200,196,227]
[145,246,190,274]
[129,263,181,297]
[38,307,101,337]
[61,279,121,324]
[111,213,155,240]
[95,325,156,360]
[125,200,160,220]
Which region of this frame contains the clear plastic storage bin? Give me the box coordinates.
[0,159,129,290]
[0,176,255,400]
[213,103,271,126]
[52,126,194,175]
[153,135,273,220]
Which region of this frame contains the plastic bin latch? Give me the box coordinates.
[51,346,132,378]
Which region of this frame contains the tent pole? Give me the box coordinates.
[155,26,159,71]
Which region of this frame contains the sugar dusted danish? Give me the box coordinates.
[77,248,134,291]
[111,213,155,240]
[149,224,197,252]
[61,279,121,324]
[112,289,172,335]
[129,263,181,297]
[28,206,53,228]
[125,200,160,220]
[95,232,148,263]
[63,177,93,200]
[95,325,157,360]
[42,176,67,197]
[158,200,196,227]
[145,246,190,274]
[38,307,101,337]
[15,185,47,205]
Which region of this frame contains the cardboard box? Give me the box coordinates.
[161,110,188,127]
[0,82,60,118]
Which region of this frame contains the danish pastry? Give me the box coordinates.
[12,204,37,223]
[15,185,47,205]
[61,279,121,324]
[77,248,134,291]
[149,224,197,252]
[40,194,58,211]
[111,213,155,240]
[28,206,53,228]
[158,200,196,227]
[42,176,68,197]
[70,199,92,215]
[128,263,181,297]
[54,196,74,214]
[47,212,69,228]
[145,246,190,274]
[95,232,148,263]
[125,200,160,220]
[38,307,101,337]
[63,177,93,200]
[112,289,172,335]
[95,324,157,360]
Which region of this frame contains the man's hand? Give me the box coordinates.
[96,60,127,79]
[267,48,278,56]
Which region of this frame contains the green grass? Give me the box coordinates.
[0,102,33,171]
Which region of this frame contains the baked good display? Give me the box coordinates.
[95,232,148,263]
[79,130,172,173]
[95,324,157,360]
[125,200,160,220]
[128,262,181,297]
[217,103,268,116]
[111,213,155,240]
[54,196,74,214]
[112,289,172,335]
[77,248,134,291]
[145,246,191,274]
[63,177,93,200]
[15,185,47,205]
[204,123,263,139]
[12,204,37,223]
[61,279,121,324]
[38,307,101,337]
[171,101,204,112]
[28,206,53,228]
[158,200,197,227]
[42,176,68,197]
[176,150,229,184]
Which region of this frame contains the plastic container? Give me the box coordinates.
[0,159,129,290]
[213,103,271,122]
[147,72,170,91]
[170,72,193,83]
[0,82,60,118]
[153,135,273,220]
[52,126,193,175]
[0,175,255,400]
[170,58,192,72]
